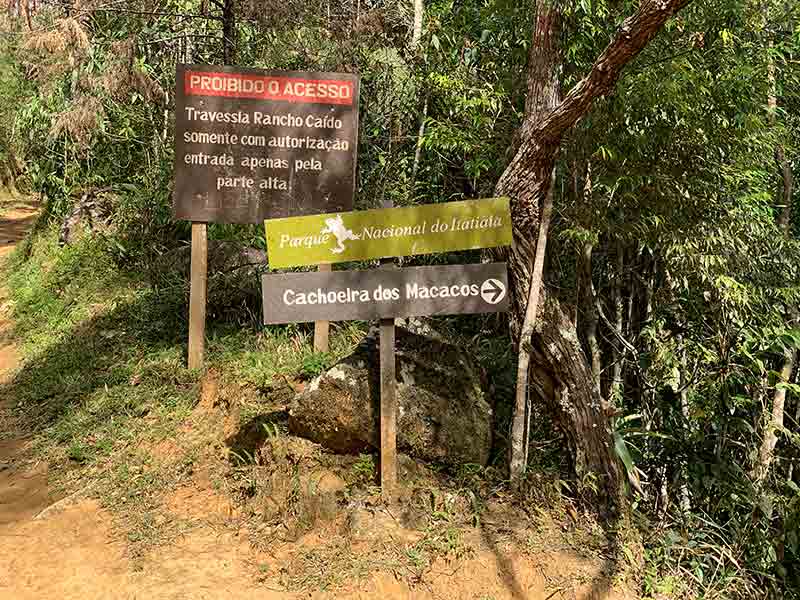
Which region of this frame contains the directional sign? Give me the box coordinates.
[173,64,359,224]
[262,262,509,324]
[264,197,512,268]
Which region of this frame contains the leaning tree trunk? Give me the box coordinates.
[497,0,692,511]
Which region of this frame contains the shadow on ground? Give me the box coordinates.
[0,286,193,438]
[478,500,628,600]
[225,410,289,463]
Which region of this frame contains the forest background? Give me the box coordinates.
[0,0,799,597]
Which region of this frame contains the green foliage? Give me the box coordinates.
[548,0,800,595]
[300,351,332,378]
[350,453,375,483]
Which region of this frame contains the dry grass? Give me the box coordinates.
[280,536,403,591]
[49,95,105,149]
[103,38,166,104]
[21,16,92,100]
[24,17,90,61]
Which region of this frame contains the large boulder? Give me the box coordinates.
[288,327,493,467]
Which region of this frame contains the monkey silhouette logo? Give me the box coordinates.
[320,214,359,254]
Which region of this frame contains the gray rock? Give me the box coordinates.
[288,327,492,467]
[149,240,267,322]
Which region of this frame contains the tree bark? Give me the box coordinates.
[411,0,423,49]
[611,240,625,403]
[678,335,691,516]
[505,0,560,485]
[496,0,692,510]
[0,130,20,194]
[409,0,426,198]
[775,146,793,231]
[755,347,794,483]
[581,240,602,394]
[410,96,428,196]
[222,0,236,65]
[23,0,31,30]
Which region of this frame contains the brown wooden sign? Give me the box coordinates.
[173,64,359,224]
[262,263,509,324]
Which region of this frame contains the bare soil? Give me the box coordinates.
[0,196,637,600]
[0,198,51,528]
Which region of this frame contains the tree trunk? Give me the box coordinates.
[753,8,796,486]
[222,0,236,65]
[754,346,795,483]
[579,239,602,393]
[410,97,428,195]
[510,167,555,482]
[409,0,426,198]
[611,240,625,403]
[504,0,560,485]
[23,0,31,29]
[411,0,423,49]
[497,0,691,510]
[578,241,602,395]
[775,146,793,230]
[678,335,691,516]
[0,130,20,194]
[767,2,793,235]
[576,162,601,395]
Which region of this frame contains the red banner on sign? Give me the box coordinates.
[184,71,354,105]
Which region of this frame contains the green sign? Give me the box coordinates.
[264,197,512,268]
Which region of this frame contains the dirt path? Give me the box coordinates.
[0,198,140,599]
[0,197,51,526]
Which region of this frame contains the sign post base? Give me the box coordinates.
[188,222,207,370]
[313,264,331,352]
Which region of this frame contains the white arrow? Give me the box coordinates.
[480,278,506,305]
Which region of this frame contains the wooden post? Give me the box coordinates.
[379,309,396,501]
[313,264,331,352]
[380,190,397,501]
[188,222,208,370]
